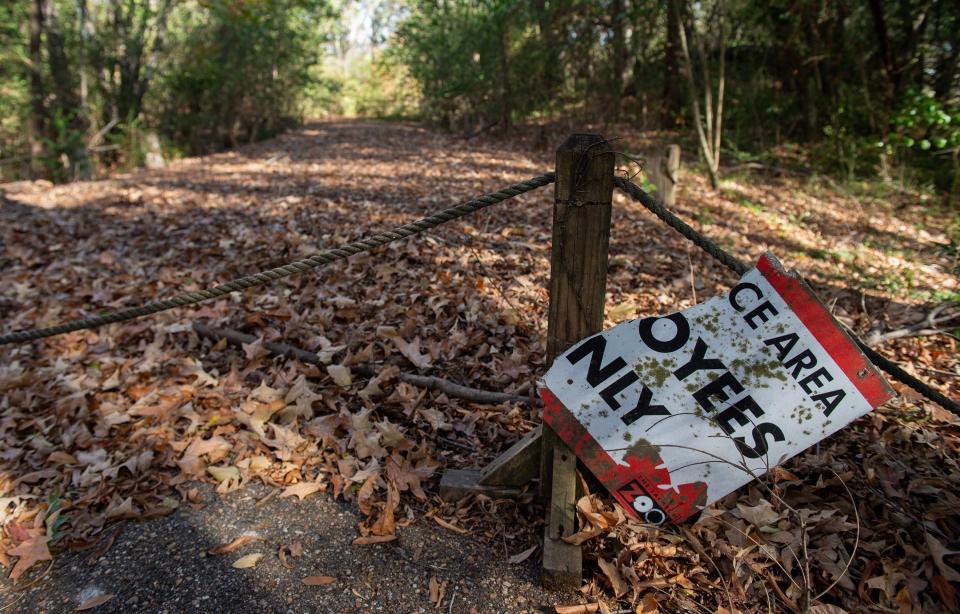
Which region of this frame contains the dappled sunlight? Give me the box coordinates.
[2,120,958,613]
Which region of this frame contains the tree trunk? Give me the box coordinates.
[43,0,91,179]
[28,0,46,177]
[675,0,722,190]
[867,0,898,102]
[661,0,683,128]
[610,0,626,121]
[497,19,512,131]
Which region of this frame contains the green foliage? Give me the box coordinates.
[891,89,958,151]
[156,0,331,153]
[342,55,418,119]
[44,490,68,542]
[3,0,960,198]
[391,0,560,131]
[887,89,960,193]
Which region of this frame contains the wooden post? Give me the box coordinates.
[541,134,614,589]
[650,144,681,207]
[437,133,614,590]
[663,144,680,207]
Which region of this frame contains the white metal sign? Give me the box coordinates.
[541,253,892,524]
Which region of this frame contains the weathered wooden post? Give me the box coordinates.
[438,133,614,589]
[540,134,615,588]
[650,144,680,207]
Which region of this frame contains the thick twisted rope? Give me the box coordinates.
[614,176,960,416]
[0,173,555,345]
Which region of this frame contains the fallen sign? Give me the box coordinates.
[541,253,893,525]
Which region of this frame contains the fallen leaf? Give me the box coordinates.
[926,532,960,582]
[6,534,52,582]
[75,593,114,611]
[302,575,336,586]
[242,336,268,361]
[393,336,433,369]
[736,500,780,528]
[352,535,397,545]
[429,575,447,607]
[597,557,629,598]
[208,534,264,555]
[508,544,537,565]
[370,480,398,536]
[432,516,468,534]
[636,593,658,613]
[326,364,352,387]
[280,481,324,501]
[289,541,304,557]
[231,553,263,569]
[207,465,239,483]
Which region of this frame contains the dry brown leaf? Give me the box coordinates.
[6,534,52,582]
[231,553,263,569]
[636,593,658,614]
[432,516,468,534]
[554,604,600,614]
[326,364,352,387]
[302,575,336,586]
[392,336,433,369]
[370,480,398,537]
[925,532,960,582]
[507,544,537,565]
[208,534,264,555]
[597,557,630,598]
[75,593,114,611]
[352,535,397,545]
[428,575,447,607]
[289,541,304,557]
[736,500,780,528]
[207,465,239,483]
[280,481,324,501]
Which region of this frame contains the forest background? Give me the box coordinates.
[3,0,960,205]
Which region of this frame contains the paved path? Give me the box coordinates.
[1,482,568,613]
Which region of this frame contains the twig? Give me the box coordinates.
[916,365,960,378]
[191,322,533,406]
[727,161,811,177]
[865,302,960,346]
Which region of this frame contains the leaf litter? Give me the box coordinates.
[0,120,958,611]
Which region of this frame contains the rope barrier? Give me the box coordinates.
[2,168,953,415]
[614,176,960,416]
[0,173,555,345]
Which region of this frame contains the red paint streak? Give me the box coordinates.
[541,387,707,523]
[756,254,892,407]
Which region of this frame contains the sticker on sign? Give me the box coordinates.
[540,253,893,525]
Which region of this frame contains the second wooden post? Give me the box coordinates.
[541,134,614,588]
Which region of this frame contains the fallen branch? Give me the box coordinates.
[191,322,532,406]
[865,302,960,346]
[727,161,811,177]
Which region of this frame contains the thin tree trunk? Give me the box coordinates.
[28,0,46,177]
[712,2,725,172]
[497,19,512,131]
[675,1,720,190]
[661,0,682,128]
[610,0,626,121]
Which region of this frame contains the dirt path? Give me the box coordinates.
[2,120,958,612]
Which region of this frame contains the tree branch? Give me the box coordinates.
[191,322,534,406]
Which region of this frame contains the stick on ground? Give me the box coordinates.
[191,322,532,406]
